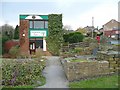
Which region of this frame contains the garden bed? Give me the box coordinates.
[2,58,46,88]
[61,57,111,81]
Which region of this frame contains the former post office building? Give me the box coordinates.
[19,15,48,54]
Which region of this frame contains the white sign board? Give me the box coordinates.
[30,30,47,37]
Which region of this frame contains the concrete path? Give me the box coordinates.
[36,56,69,88]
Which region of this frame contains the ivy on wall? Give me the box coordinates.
[46,14,63,55]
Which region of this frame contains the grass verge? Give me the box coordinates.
[69,75,119,88]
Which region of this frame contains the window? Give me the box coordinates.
[29,21,33,28]
[45,21,48,28]
[29,20,48,29]
[34,21,44,29]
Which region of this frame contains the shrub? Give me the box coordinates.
[63,32,84,43]
[9,45,20,58]
[83,37,97,43]
[2,59,46,87]
[18,52,30,59]
[74,47,83,54]
[35,48,43,58]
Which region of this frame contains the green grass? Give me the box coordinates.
[1,85,34,90]
[69,75,119,88]
[70,59,90,62]
[3,85,34,88]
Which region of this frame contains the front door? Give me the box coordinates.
[29,42,36,54]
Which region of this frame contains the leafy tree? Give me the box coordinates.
[76,27,87,35]
[1,24,14,39]
[63,25,73,34]
[14,25,19,39]
[1,24,14,54]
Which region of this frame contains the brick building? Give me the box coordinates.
[103,19,120,38]
[19,15,48,54]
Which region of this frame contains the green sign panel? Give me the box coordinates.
[29,29,48,38]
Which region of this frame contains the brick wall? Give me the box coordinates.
[62,60,110,81]
[19,20,29,55]
[104,30,120,37]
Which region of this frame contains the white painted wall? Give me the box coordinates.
[43,37,46,51]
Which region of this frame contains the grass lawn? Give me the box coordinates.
[1,85,34,90]
[69,75,119,88]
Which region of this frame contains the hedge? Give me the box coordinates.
[63,32,84,43]
[47,14,63,55]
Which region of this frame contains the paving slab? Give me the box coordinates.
[35,56,69,88]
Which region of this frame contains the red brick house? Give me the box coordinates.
[102,19,120,38]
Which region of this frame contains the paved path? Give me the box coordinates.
[36,56,69,88]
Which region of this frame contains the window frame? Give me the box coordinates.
[29,20,48,29]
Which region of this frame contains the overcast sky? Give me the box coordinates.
[0,0,119,30]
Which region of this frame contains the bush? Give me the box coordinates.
[9,45,20,58]
[47,14,63,55]
[2,59,46,87]
[63,32,84,43]
[83,37,97,44]
[35,48,43,58]
[74,47,83,54]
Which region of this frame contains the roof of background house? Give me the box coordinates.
[103,19,120,26]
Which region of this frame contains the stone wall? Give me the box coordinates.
[62,60,110,81]
[62,42,89,52]
[97,51,119,73]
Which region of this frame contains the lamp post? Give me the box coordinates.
[92,17,94,38]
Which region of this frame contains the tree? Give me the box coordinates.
[1,24,14,39]
[1,24,14,54]
[14,25,19,39]
[63,25,73,34]
[76,27,87,35]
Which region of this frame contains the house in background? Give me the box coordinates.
[103,19,120,39]
[83,26,95,33]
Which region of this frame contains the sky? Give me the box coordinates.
[0,0,119,30]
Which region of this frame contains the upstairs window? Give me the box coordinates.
[29,20,48,29]
[45,21,48,29]
[29,21,33,28]
[34,21,44,29]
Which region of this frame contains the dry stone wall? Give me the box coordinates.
[97,51,119,73]
[62,60,110,81]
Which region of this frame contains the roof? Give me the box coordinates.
[103,19,120,26]
[20,15,48,20]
